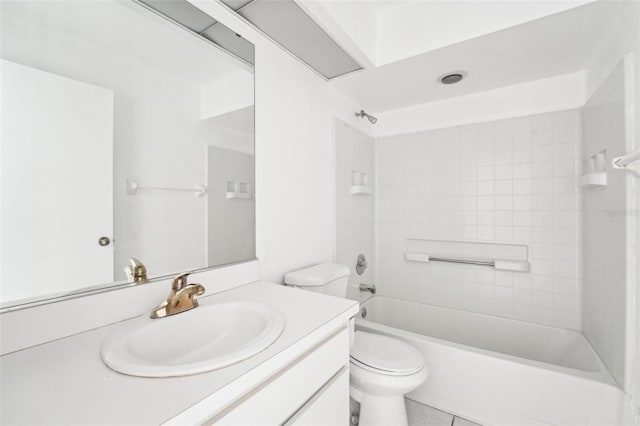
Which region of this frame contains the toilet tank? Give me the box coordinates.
[284,263,350,298]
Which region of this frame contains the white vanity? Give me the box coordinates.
[0,281,358,425]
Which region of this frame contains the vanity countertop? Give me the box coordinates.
[0,281,359,425]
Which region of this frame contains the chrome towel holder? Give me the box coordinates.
[612,149,640,178]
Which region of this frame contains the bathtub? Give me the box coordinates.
[355,296,629,426]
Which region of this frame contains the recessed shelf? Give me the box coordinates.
[226,181,252,199]
[350,170,371,195]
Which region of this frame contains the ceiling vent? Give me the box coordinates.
[138,0,362,79]
[438,71,467,85]
[221,0,362,79]
[137,0,255,65]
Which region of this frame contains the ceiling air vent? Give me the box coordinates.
[137,0,255,65]
[221,0,362,79]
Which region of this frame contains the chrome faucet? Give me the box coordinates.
[150,272,205,319]
[359,283,376,294]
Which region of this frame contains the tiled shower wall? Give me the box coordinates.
[375,109,582,329]
[334,119,375,301]
[582,60,629,387]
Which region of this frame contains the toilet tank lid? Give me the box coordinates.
[284,263,350,287]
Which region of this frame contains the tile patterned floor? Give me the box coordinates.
[405,398,482,426]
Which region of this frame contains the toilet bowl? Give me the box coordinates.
[284,263,428,426]
[350,331,428,426]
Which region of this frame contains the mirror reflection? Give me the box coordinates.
[0,0,255,306]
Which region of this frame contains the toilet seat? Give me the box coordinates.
[350,331,424,376]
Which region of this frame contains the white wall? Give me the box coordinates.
[205,106,255,155]
[201,70,254,119]
[334,119,374,302]
[375,109,583,329]
[373,71,586,138]
[207,146,255,266]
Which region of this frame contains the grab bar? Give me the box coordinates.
[429,256,494,267]
[404,252,530,272]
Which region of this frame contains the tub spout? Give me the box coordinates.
[359,283,376,294]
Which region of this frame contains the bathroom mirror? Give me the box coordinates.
[0,0,255,309]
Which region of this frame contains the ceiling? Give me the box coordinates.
[0,0,249,87]
[325,0,624,113]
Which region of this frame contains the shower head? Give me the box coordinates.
[355,109,377,125]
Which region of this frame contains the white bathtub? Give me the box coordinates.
[356,296,629,426]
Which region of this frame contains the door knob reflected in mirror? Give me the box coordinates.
[98,236,111,247]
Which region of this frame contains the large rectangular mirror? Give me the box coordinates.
[0,0,255,308]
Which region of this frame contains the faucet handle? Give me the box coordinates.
[171,272,191,291]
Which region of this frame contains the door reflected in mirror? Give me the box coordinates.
[0,0,255,307]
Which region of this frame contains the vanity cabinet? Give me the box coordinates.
[285,368,349,425]
[1,282,359,426]
[208,326,350,425]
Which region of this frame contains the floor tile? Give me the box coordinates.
[453,416,482,426]
[405,398,454,426]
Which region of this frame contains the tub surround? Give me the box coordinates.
[0,281,359,425]
[582,57,633,389]
[375,109,583,330]
[334,118,375,303]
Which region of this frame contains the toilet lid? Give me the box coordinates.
[350,331,424,374]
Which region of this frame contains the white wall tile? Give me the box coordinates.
[513,211,531,226]
[494,226,513,241]
[514,288,532,305]
[374,109,582,329]
[513,195,532,210]
[335,119,375,302]
[513,148,532,164]
[494,195,513,210]
[532,162,554,178]
[532,178,554,194]
[513,226,532,242]
[494,180,513,195]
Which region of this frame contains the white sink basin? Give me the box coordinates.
[102,301,285,377]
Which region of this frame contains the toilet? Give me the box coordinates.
[284,263,428,426]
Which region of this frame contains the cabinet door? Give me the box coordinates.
[285,367,349,426]
[209,327,349,425]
